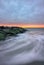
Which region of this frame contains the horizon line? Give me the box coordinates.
[0,23,44,28]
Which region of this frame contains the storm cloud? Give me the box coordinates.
[0,0,44,24]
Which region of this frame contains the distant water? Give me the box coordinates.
[0,28,44,65]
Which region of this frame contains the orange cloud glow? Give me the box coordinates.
[0,24,44,28]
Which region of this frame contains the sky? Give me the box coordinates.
[0,0,44,24]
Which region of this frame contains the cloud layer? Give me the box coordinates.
[0,0,44,24]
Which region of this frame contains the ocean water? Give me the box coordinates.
[0,28,44,65]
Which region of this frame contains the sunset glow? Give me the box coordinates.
[0,24,44,28]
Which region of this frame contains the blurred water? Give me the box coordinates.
[0,29,44,65]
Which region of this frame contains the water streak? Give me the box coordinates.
[0,29,44,65]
